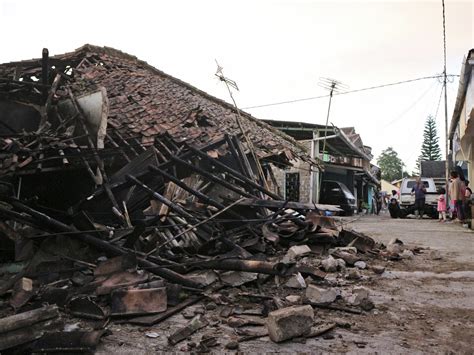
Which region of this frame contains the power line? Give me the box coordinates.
[242,74,459,110]
[385,80,440,127]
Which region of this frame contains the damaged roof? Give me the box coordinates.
[0,44,316,165]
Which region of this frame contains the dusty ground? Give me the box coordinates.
[97,213,474,354]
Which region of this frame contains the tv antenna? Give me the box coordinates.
[317,77,348,156]
[317,77,348,200]
[214,60,268,190]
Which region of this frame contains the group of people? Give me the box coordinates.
[437,169,472,226]
[410,167,472,226]
[387,167,472,226]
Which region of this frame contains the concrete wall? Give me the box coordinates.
[271,159,313,203]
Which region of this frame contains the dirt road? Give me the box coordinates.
[99,214,474,354]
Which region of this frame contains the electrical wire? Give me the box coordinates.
[242,74,459,110]
[384,80,441,128]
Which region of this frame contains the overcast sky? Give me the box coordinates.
[1,0,472,172]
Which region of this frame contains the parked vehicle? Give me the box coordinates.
[399,177,438,217]
[320,180,357,216]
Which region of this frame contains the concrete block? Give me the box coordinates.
[285,295,302,304]
[346,286,370,306]
[286,245,311,260]
[266,305,314,342]
[371,265,385,274]
[321,256,338,272]
[305,284,337,304]
[285,273,306,289]
[400,249,414,259]
[347,269,361,280]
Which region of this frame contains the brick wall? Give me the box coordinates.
[271,159,314,203]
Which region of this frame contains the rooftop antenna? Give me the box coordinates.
[214,60,269,190]
[317,77,348,155]
[317,77,348,199]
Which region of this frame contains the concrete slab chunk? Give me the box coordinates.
[266,305,314,342]
[286,245,311,260]
[306,284,337,305]
[285,272,307,289]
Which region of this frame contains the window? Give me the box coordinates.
[285,172,300,202]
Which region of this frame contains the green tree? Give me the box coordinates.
[421,116,442,161]
[377,147,405,182]
[413,116,442,175]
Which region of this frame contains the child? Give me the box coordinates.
[438,187,447,222]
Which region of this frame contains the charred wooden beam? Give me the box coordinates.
[170,155,254,198]
[186,144,282,200]
[7,200,202,288]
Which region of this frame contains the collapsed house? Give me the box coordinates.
[0,45,414,352]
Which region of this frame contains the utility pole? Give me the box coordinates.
[442,0,449,201]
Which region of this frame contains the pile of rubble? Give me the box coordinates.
[0,136,418,352]
[0,45,421,353]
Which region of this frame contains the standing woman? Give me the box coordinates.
[449,171,464,223]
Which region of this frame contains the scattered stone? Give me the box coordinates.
[346,269,361,280]
[306,285,337,305]
[332,250,360,266]
[371,265,385,274]
[388,238,404,246]
[346,286,370,306]
[322,333,335,340]
[285,273,307,289]
[336,258,346,270]
[354,340,368,348]
[360,298,375,311]
[285,295,302,304]
[287,245,311,260]
[387,243,403,254]
[400,249,414,259]
[354,261,366,269]
[220,271,258,286]
[428,250,442,260]
[145,332,159,338]
[225,341,239,350]
[321,256,338,272]
[266,305,314,343]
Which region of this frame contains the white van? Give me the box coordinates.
[399,178,438,216]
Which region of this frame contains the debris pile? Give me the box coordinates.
[0,143,420,351]
[0,45,422,352]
